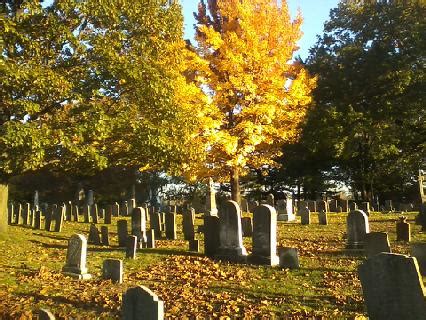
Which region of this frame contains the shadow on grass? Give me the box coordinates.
[30,240,67,250]
[32,233,70,241]
[139,248,204,257]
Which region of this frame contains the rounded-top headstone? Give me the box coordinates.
[346,209,369,249]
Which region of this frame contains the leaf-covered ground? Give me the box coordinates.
[0,212,424,319]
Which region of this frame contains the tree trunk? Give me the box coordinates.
[0,182,8,233]
[230,167,241,206]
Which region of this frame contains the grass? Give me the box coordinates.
[0,211,424,319]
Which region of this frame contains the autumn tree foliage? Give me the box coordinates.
[193,0,316,203]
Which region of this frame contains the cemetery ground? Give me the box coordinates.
[0,212,425,319]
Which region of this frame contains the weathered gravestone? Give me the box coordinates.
[182,208,195,240]
[101,226,110,246]
[91,204,99,224]
[149,210,162,239]
[276,196,295,222]
[103,259,123,284]
[384,200,393,212]
[396,216,411,242]
[122,285,164,320]
[65,202,72,221]
[45,206,54,232]
[83,205,91,223]
[339,199,348,212]
[189,239,200,252]
[117,220,128,247]
[23,203,31,225]
[126,235,138,259]
[164,211,177,240]
[266,193,274,207]
[358,253,426,320]
[7,203,14,225]
[147,229,155,249]
[240,198,249,213]
[249,204,279,266]
[38,308,55,320]
[120,201,129,216]
[318,210,328,225]
[112,202,120,217]
[104,206,112,224]
[300,207,311,225]
[346,209,370,250]
[317,200,328,213]
[278,247,300,269]
[54,206,64,232]
[72,205,79,222]
[34,210,42,230]
[215,201,247,262]
[411,243,426,276]
[131,207,147,246]
[88,223,101,245]
[62,234,91,279]
[241,217,253,237]
[204,216,220,257]
[364,232,391,258]
[205,177,218,217]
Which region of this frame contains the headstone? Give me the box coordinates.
[364,232,391,258]
[86,190,94,206]
[346,209,369,249]
[7,203,14,225]
[248,200,259,213]
[384,200,393,212]
[62,234,91,279]
[215,200,247,262]
[317,200,328,213]
[122,285,164,320]
[65,202,72,221]
[34,210,42,229]
[72,205,79,222]
[83,205,90,223]
[102,259,123,284]
[45,207,54,232]
[204,215,220,257]
[182,208,195,240]
[121,201,129,216]
[23,203,31,225]
[249,204,279,266]
[358,253,426,320]
[240,198,249,213]
[126,235,137,259]
[112,202,120,217]
[300,207,311,225]
[266,194,274,207]
[105,205,112,224]
[360,202,371,216]
[340,199,349,212]
[328,199,338,212]
[205,177,218,216]
[101,226,110,246]
[349,202,357,211]
[16,203,23,225]
[149,210,161,239]
[241,217,253,237]
[164,211,177,240]
[131,207,147,246]
[396,216,411,241]
[318,210,328,225]
[54,206,64,232]
[91,204,99,224]
[38,309,55,320]
[411,243,426,276]
[147,229,155,249]
[117,220,128,247]
[277,196,296,221]
[189,239,200,252]
[278,247,300,269]
[88,223,101,245]
[307,200,317,213]
[33,190,40,208]
[129,198,136,212]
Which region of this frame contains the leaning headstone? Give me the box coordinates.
[358,253,426,320]
[34,210,42,230]
[278,247,300,269]
[346,209,369,250]
[54,206,64,232]
[411,243,426,276]
[249,204,279,266]
[131,207,147,246]
[300,207,311,225]
[182,208,195,240]
[122,285,164,320]
[241,217,253,237]
[101,226,110,246]
[318,210,328,225]
[38,309,55,320]
[102,259,123,284]
[215,200,247,262]
[204,215,220,257]
[189,239,200,252]
[147,229,155,249]
[62,234,91,279]
[88,223,101,245]
[126,235,137,259]
[396,216,411,242]
[205,177,218,216]
[117,220,128,247]
[164,211,177,240]
[364,232,391,258]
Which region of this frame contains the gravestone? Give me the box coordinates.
[112,202,120,217]
[105,205,112,224]
[83,205,90,223]
[34,210,42,230]
[248,200,259,213]
[277,196,296,221]
[164,211,177,240]
[147,229,155,249]
[360,202,371,216]
[182,208,195,240]
[88,223,101,245]
[91,204,99,224]
[266,194,274,207]
[149,210,162,239]
[307,200,317,213]
[54,206,64,232]
[328,199,338,212]
[349,202,357,211]
[240,198,249,213]
[346,209,369,249]
[101,226,110,246]
[205,177,218,216]
[317,200,328,213]
[358,253,426,320]
[117,220,128,247]
[340,199,349,212]
[62,234,91,279]
[86,190,94,206]
[204,215,220,257]
[215,201,247,262]
[364,232,391,258]
[300,207,311,225]
[65,202,72,222]
[189,239,200,252]
[121,201,129,216]
[241,217,253,237]
[39,309,55,320]
[102,259,123,284]
[23,203,31,225]
[411,243,426,276]
[16,203,23,225]
[7,203,14,225]
[249,204,279,266]
[72,205,79,222]
[278,247,300,269]
[126,235,137,259]
[384,200,393,212]
[45,207,54,232]
[396,216,411,242]
[122,285,164,320]
[318,210,328,225]
[131,207,147,246]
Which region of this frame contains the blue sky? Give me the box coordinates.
[181,0,340,60]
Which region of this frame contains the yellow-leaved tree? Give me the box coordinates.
[192,0,316,203]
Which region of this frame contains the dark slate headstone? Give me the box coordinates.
[117,220,128,247]
[241,217,253,237]
[396,216,411,242]
[411,243,426,276]
[358,253,426,320]
[34,210,42,230]
[45,208,53,232]
[88,223,101,245]
[126,235,137,259]
[102,259,123,284]
[318,210,328,225]
[300,207,310,225]
[131,207,147,246]
[91,204,99,224]
[23,203,31,225]
[101,226,110,246]
[249,204,279,266]
[147,229,155,249]
[122,285,164,320]
[346,209,369,249]
[164,211,177,240]
[83,205,90,223]
[317,200,328,213]
[364,232,391,258]
[149,210,162,239]
[62,234,91,279]
[204,215,220,257]
[278,247,300,269]
[189,239,200,252]
[54,206,64,232]
[182,208,195,240]
[105,205,112,224]
[7,203,14,225]
[72,205,79,222]
[340,199,349,212]
[112,202,120,217]
[39,308,55,320]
